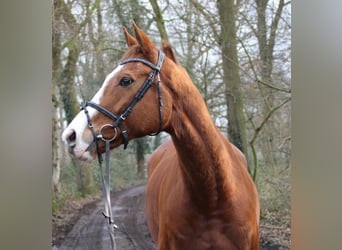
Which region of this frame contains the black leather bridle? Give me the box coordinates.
[79,50,165,249]
[81,50,165,151]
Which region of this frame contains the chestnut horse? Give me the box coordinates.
[62,21,259,250]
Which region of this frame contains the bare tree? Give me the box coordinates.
[217,0,250,168]
[237,0,291,177]
[53,0,99,196]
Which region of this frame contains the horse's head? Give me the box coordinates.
[61,21,178,161]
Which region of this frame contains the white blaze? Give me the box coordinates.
[61,65,123,160]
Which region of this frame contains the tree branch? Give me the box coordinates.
[59,0,100,50]
[188,0,220,41]
[250,97,290,145]
[249,97,290,180]
[268,0,285,55]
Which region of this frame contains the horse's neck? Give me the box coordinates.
[166,79,235,210]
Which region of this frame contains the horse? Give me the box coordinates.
[62,21,260,250]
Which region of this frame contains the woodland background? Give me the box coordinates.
[52,0,291,236]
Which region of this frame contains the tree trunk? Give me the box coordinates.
[52,94,61,197]
[254,0,285,169]
[94,1,105,82]
[153,134,162,150]
[52,0,62,198]
[52,96,61,197]
[217,0,250,171]
[57,0,97,196]
[58,41,96,195]
[136,138,146,178]
[130,1,153,178]
[149,0,169,41]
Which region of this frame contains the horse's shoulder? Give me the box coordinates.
[147,139,176,176]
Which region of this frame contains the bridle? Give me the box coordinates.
[80,50,165,249]
[81,50,165,150]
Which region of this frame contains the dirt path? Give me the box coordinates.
[54,184,155,250]
[53,184,289,250]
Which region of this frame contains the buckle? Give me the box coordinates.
[99,124,118,142]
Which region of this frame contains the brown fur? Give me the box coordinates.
[89,21,260,249]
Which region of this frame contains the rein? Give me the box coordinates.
[80,50,165,249]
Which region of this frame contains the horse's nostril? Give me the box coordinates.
[62,128,76,146]
[65,129,76,147]
[68,130,76,142]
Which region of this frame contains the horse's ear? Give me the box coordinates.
[123,26,137,47]
[162,40,178,64]
[131,20,156,55]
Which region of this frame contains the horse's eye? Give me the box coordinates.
[119,77,134,87]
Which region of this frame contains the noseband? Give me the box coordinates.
[81,50,165,151]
